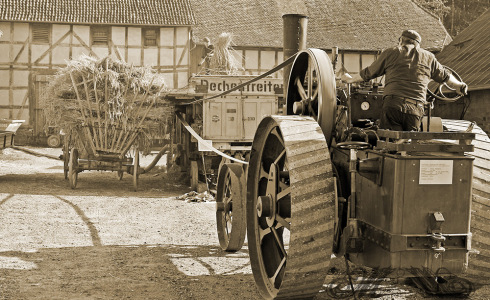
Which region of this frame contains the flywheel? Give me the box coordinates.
[287,48,337,146]
[247,115,336,299]
[442,119,490,284]
[216,163,247,252]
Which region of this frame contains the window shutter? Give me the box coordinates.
[144,28,158,46]
[92,26,109,45]
[32,24,50,43]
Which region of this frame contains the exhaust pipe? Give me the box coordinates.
[282,14,308,102]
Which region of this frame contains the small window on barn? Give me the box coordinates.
[143,28,159,46]
[91,26,110,46]
[32,24,50,43]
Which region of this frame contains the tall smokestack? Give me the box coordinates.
[282,14,308,102]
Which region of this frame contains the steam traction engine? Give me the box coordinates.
[215,48,490,299]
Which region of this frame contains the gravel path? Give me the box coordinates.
[0,147,488,299]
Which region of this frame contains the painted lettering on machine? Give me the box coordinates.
[194,78,283,96]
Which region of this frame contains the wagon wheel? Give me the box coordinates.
[133,148,139,191]
[247,115,336,299]
[63,140,69,180]
[216,163,247,252]
[287,48,337,146]
[68,148,79,189]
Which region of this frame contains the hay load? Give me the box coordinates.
[42,55,173,155]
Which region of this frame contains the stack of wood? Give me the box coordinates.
[42,55,173,155]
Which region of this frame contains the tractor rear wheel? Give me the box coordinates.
[216,163,247,252]
[247,115,336,299]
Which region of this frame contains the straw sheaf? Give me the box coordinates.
[41,55,173,155]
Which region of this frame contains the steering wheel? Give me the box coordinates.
[336,141,371,150]
[427,66,464,102]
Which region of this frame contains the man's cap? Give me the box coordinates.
[401,30,421,44]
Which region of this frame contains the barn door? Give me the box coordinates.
[30,70,57,137]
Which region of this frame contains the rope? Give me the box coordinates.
[175,112,248,164]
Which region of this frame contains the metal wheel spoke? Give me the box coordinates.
[277,187,290,200]
[270,257,287,283]
[273,149,286,165]
[271,227,287,257]
[259,227,272,243]
[270,127,285,147]
[295,77,307,100]
[312,87,318,101]
[275,215,291,230]
[224,193,232,204]
[278,181,288,190]
[307,57,313,98]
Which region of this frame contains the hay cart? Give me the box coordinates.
[62,125,143,191]
[54,57,165,191]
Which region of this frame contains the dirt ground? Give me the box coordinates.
[0,146,488,300]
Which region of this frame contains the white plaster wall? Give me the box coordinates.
[73,25,90,46]
[52,24,70,43]
[13,23,28,42]
[112,27,126,45]
[127,27,141,46]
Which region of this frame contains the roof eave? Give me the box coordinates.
[1,19,195,26]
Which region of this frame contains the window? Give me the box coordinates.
[91,26,110,45]
[143,28,159,46]
[32,23,50,43]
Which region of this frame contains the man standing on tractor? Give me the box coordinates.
[342,29,467,131]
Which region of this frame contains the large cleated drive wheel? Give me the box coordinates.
[216,163,247,252]
[247,115,336,299]
[442,119,490,284]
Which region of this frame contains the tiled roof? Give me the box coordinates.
[436,9,490,91]
[0,0,195,25]
[190,0,284,48]
[190,0,451,51]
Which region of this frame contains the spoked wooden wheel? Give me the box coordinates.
[68,148,79,189]
[287,48,337,146]
[216,163,247,252]
[63,135,70,180]
[133,148,139,191]
[63,146,69,180]
[247,115,336,299]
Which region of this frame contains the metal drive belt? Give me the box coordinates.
[184,54,296,105]
[176,112,248,164]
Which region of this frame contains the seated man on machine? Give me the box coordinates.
[342,29,467,132]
